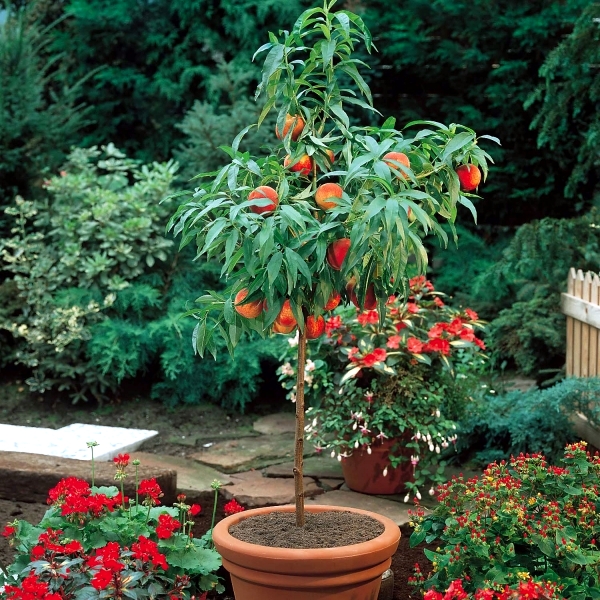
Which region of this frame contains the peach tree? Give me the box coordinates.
[167,0,497,526]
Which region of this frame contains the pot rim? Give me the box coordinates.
[212,504,400,564]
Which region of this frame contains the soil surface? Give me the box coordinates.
[228,510,385,548]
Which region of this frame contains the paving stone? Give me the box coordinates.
[318,478,344,491]
[0,451,177,504]
[191,433,312,473]
[221,470,323,507]
[253,412,296,435]
[0,423,157,461]
[305,490,413,525]
[263,455,344,479]
[131,452,231,495]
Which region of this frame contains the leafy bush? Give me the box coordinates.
[411,443,600,597]
[455,377,600,465]
[0,4,87,226]
[0,145,278,409]
[476,210,600,375]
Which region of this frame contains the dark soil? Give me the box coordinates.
[229,510,384,548]
[0,498,433,599]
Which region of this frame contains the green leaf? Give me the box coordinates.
[267,252,283,288]
[458,196,478,224]
[442,132,475,162]
[256,44,285,99]
[167,546,222,574]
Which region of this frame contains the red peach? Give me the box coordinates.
[248,186,279,215]
[273,320,296,334]
[383,152,410,178]
[456,164,481,192]
[346,279,377,310]
[277,299,297,328]
[305,315,325,339]
[315,183,343,210]
[284,154,313,177]
[326,238,351,271]
[275,114,305,141]
[324,290,341,311]
[234,288,264,319]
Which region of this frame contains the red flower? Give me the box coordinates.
[347,347,360,362]
[395,321,407,332]
[224,499,246,516]
[407,302,419,314]
[433,296,444,307]
[357,310,379,326]
[138,478,162,506]
[428,323,446,339]
[1,525,16,537]
[113,453,130,468]
[459,327,475,342]
[464,308,478,321]
[362,353,378,367]
[446,318,464,336]
[156,513,181,539]
[474,337,486,350]
[424,338,451,355]
[131,535,168,570]
[91,568,113,591]
[386,335,401,349]
[406,338,424,353]
[372,348,387,362]
[189,504,201,517]
[325,315,342,336]
[423,591,443,600]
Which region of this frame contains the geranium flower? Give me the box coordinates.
[1,524,16,537]
[406,337,424,353]
[189,504,201,516]
[224,499,246,516]
[424,338,451,355]
[90,568,113,591]
[156,514,181,539]
[386,334,401,349]
[137,478,163,506]
[113,453,130,468]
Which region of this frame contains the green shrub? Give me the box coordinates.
[455,377,600,465]
[0,145,278,410]
[0,4,87,220]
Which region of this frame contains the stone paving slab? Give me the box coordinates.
[319,478,344,491]
[191,433,313,473]
[0,423,157,461]
[131,452,231,495]
[263,455,344,479]
[253,412,296,435]
[305,490,414,525]
[221,470,323,507]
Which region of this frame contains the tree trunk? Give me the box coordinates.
[293,328,306,527]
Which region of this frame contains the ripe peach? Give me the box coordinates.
[275,114,305,141]
[456,164,481,192]
[277,299,297,328]
[273,320,296,334]
[325,149,335,165]
[326,238,351,271]
[347,279,377,310]
[284,154,312,177]
[315,183,343,210]
[324,290,341,311]
[383,152,410,178]
[305,315,325,339]
[234,288,264,319]
[248,186,279,215]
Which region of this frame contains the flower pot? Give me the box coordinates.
[341,438,414,495]
[212,504,400,600]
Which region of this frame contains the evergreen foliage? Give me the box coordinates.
[0,3,87,223]
[479,211,600,375]
[456,377,600,465]
[528,2,600,201]
[361,0,593,226]
[0,146,277,409]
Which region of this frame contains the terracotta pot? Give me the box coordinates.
[341,438,414,495]
[212,504,400,600]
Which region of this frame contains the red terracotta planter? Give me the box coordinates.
[341,439,414,495]
[212,504,400,600]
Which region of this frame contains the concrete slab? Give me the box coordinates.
[306,490,414,525]
[221,470,323,507]
[253,412,296,435]
[191,433,312,473]
[131,452,231,495]
[0,423,157,461]
[263,455,344,479]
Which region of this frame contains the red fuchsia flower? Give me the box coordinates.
[424,338,451,356]
[90,568,113,591]
[357,310,379,326]
[386,334,401,348]
[224,499,245,516]
[138,478,163,506]
[189,504,201,517]
[2,524,16,537]
[156,513,181,539]
[406,337,424,353]
[113,453,130,468]
[131,535,168,570]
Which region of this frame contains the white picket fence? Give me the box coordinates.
[561,268,600,377]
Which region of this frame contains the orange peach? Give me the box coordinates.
[383,152,410,178]
[346,279,377,310]
[275,114,305,141]
[277,299,297,328]
[326,238,351,271]
[315,183,343,210]
[456,164,481,191]
[234,288,264,319]
[284,154,312,177]
[273,320,296,334]
[248,186,279,215]
[305,315,325,339]
[324,290,341,311]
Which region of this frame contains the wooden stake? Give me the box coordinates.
[293,328,306,527]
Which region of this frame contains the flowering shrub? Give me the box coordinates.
[279,276,487,497]
[420,577,562,599]
[410,442,600,598]
[0,454,224,599]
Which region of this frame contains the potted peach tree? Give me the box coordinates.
[167,1,496,598]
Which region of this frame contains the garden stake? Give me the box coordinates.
[293,328,307,527]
